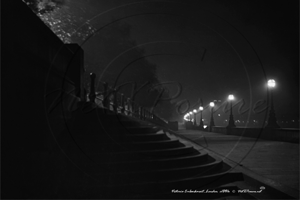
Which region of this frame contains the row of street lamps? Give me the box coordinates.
[184,79,280,131]
[184,94,235,131]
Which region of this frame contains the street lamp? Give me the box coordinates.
[193,109,197,126]
[266,79,280,128]
[189,111,193,122]
[227,94,236,128]
[186,113,190,121]
[199,106,204,130]
[209,102,215,132]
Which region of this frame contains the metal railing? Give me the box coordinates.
[86,73,168,127]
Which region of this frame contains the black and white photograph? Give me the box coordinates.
[1,0,299,199]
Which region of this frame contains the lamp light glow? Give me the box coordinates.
[193,109,197,113]
[268,79,276,88]
[209,102,215,107]
[199,106,203,111]
[228,94,234,100]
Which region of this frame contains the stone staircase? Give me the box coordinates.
[57,103,243,198]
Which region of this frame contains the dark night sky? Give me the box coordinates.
[35,0,299,124]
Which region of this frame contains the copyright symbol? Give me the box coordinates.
[260,186,265,190]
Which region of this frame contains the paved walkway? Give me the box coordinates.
[170,128,299,198]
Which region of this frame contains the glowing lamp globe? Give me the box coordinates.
[268,79,276,88]
[228,94,234,100]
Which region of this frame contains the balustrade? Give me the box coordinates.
[87,73,168,126]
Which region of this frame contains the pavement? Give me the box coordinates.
[168,128,299,199]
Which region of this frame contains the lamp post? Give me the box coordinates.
[188,111,193,130]
[199,106,204,130]
[266,79,280,128]
[209,102,215,132]
[193,109,197,126]
[185,113,190,129]
[227,94,236,128]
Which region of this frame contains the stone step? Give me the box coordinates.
[64,145,202,172]
[75,138,184,151]
[102,125,161,134]
[68,145,197,157]
[103,152,209,171]
[128,138,184,150]
[111,126,161,134]
[96,159,224,183]
[105,154,220,174]
[125,132,171,142]
[58,171,244,199]
[62,149,209,173]
[72,131,170,142]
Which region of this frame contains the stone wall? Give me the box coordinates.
[2,1,84,198]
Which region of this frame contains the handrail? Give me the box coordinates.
[86,73,168,126]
